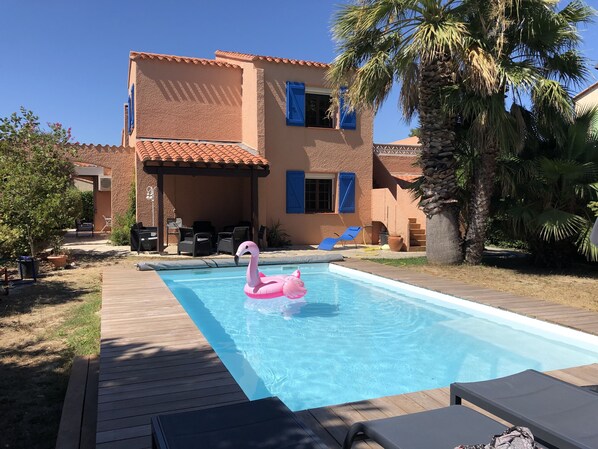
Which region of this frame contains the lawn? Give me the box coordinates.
[1,250,597,448]
[0,252,130,449]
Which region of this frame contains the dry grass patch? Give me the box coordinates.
[0,253,134,449]
[374,257,598,312]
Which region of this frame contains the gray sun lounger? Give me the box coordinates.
[151,397,327,449]
[343,405,506,449]
[450,369,598,449]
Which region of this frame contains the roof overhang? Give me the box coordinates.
[136,139,270,177]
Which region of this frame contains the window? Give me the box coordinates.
[287,171,354,214]
[305,175,334,213]
[305,93,333,128]
[286,82,356,130]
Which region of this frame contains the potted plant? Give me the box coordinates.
[47,235,68,269]
[388,234,405,252]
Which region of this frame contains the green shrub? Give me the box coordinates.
[79,190,94,222]
[0,221,27,258]
[266,220,291,248]
[109,181,136,246]
[109,212,136,246]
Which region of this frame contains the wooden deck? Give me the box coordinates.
[96,260,598,448]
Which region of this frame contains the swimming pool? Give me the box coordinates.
[159,263,598,411]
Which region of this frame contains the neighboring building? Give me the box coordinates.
[74,50,374,249]
[573,80,598,111]
[372,137,426,251]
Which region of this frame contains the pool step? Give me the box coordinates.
[408,218,426,252]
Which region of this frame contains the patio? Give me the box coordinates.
[57,258,598,449]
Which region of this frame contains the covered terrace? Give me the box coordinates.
[135,139,270,252]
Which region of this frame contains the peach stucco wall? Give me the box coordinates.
[74,146,135,226]
[575,85,598,112]
[133,59,242,142]
[372,153,426,248]
[255,62,374,245]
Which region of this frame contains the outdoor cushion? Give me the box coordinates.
[342,405,506,449]
[450,369,598,449]
[151,397,327,449]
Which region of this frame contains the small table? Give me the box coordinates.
[151,397,327,449]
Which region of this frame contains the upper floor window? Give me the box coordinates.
[306,93,333,128]
[286,82,356,130]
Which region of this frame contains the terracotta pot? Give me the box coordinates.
[388,235,404,252]
[47,254,68,269]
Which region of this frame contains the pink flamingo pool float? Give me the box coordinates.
[234,241,307,300]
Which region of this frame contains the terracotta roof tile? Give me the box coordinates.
[130,51,240,69]
[136,140,269,167]
[215,50,330,68]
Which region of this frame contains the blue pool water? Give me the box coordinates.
[159,263,598,411]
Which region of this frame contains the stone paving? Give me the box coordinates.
[63,230,425,260]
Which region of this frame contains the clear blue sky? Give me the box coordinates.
[1,0,598,145]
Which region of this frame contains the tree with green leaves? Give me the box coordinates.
[495,106,598,266]
[329,0,468,264]
[454,0,593,264]
[0,108,81,256]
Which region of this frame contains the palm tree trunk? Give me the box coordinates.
[464,143,499,264]
[418,55,462,264]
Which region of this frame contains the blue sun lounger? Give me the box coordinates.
[318,226,362,250]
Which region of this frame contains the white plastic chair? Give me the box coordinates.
[101,215,112,232]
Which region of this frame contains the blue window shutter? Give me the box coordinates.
[286,81,305,126]
[127,94,132,134]
[339,87,356,130]
[338,172,356,213]
[129,84,135,133]
[286,170,305,213]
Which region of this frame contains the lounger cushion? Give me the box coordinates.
[451,369,598,449]
[151,397,327,449]
[343,406,505,449]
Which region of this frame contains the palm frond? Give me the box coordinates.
[536,208,585,241]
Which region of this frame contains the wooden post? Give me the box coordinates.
[157,172,164,253]
[251,168,259,243]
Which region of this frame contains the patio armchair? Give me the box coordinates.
[75,218,94,238]
[130,222,158,254]
[192,220,216,246]
[217,226,249,255]
[177,227,212,257]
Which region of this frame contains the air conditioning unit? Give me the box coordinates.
[98,176,112,191]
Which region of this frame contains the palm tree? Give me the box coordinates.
[328,0,468,264]
[455,0,593,264]
[495,107,598,266]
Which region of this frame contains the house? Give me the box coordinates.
[74,49,427,251]
[573,79,598,111]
